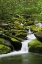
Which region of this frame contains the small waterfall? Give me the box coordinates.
[28,26,32,34]
[28,28,31,34]
[21,40,28,52]
[21,27,36,52]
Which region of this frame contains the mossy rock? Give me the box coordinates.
[27,21,34,25]
[34,32,42,42]
[10,37,20,43]
[13,21,24,30]
[38,27,42,31]
[30,25,42,33]
[30,25,39,32]
[28,39,42,53]
[12,37,23,42]
[24,26,29,30]
[10,37,22,51]
[15,33,27,39]
[3,30,10,36]
[0,44,11,54]
[11,30,27,40]
[0,38,6,44]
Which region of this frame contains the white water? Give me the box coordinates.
[0,29,36,57]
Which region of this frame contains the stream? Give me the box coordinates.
[0,29,42,64]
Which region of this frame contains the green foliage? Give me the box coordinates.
[0,0,42,21]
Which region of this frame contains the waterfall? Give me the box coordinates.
[19,27,36,52]
[28,28,31,34]
[21,40,28,52]
[28,26,33,34]
[0,28,36,57]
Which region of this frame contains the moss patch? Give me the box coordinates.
[10,37,20,42]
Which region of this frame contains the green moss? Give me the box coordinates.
[28,39,42,47]
[24,26,29,30]
[0,38,6,44]
[27,21,34,25]
[14,30,27,37]
[0,44,11,54]
[10,37,20,43]
[38,27,42,32]
[10,30,27,40]
[10,37,18,41]
[3,30,10,36]
[13,21,24,29]
[30,25,39,32]
[28,39,42,53]
[30,25,42,32]
[14,37,23,41]
[34,32,42,41]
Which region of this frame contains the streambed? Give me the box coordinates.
[0,53,42,64]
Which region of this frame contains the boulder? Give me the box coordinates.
[34,32,42,42]
[0,44,11,54]
[10,37,22,51]
[0,37,14,51]
[28,39,42,53]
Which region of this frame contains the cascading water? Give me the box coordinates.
[21,27,36,52]
[0,27,36,57]
[28,26,32,34]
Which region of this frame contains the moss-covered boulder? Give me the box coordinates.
[13,21,24,30]
[27,21,34,26]
[30,25,42,33]
[0,38,6,44]
[0,44,11,54]
[3,30,10,36]
[10,37,22,51]
[0,29,27,51]
[24,26,29,31]
[28,39,42,53]
[0,34,22,51]
[0,37,13,52]
[30,25,39,32]
[34,32,42,42]
[38,27,42,31]
[0,23,9,30]
[14,30,27,39]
